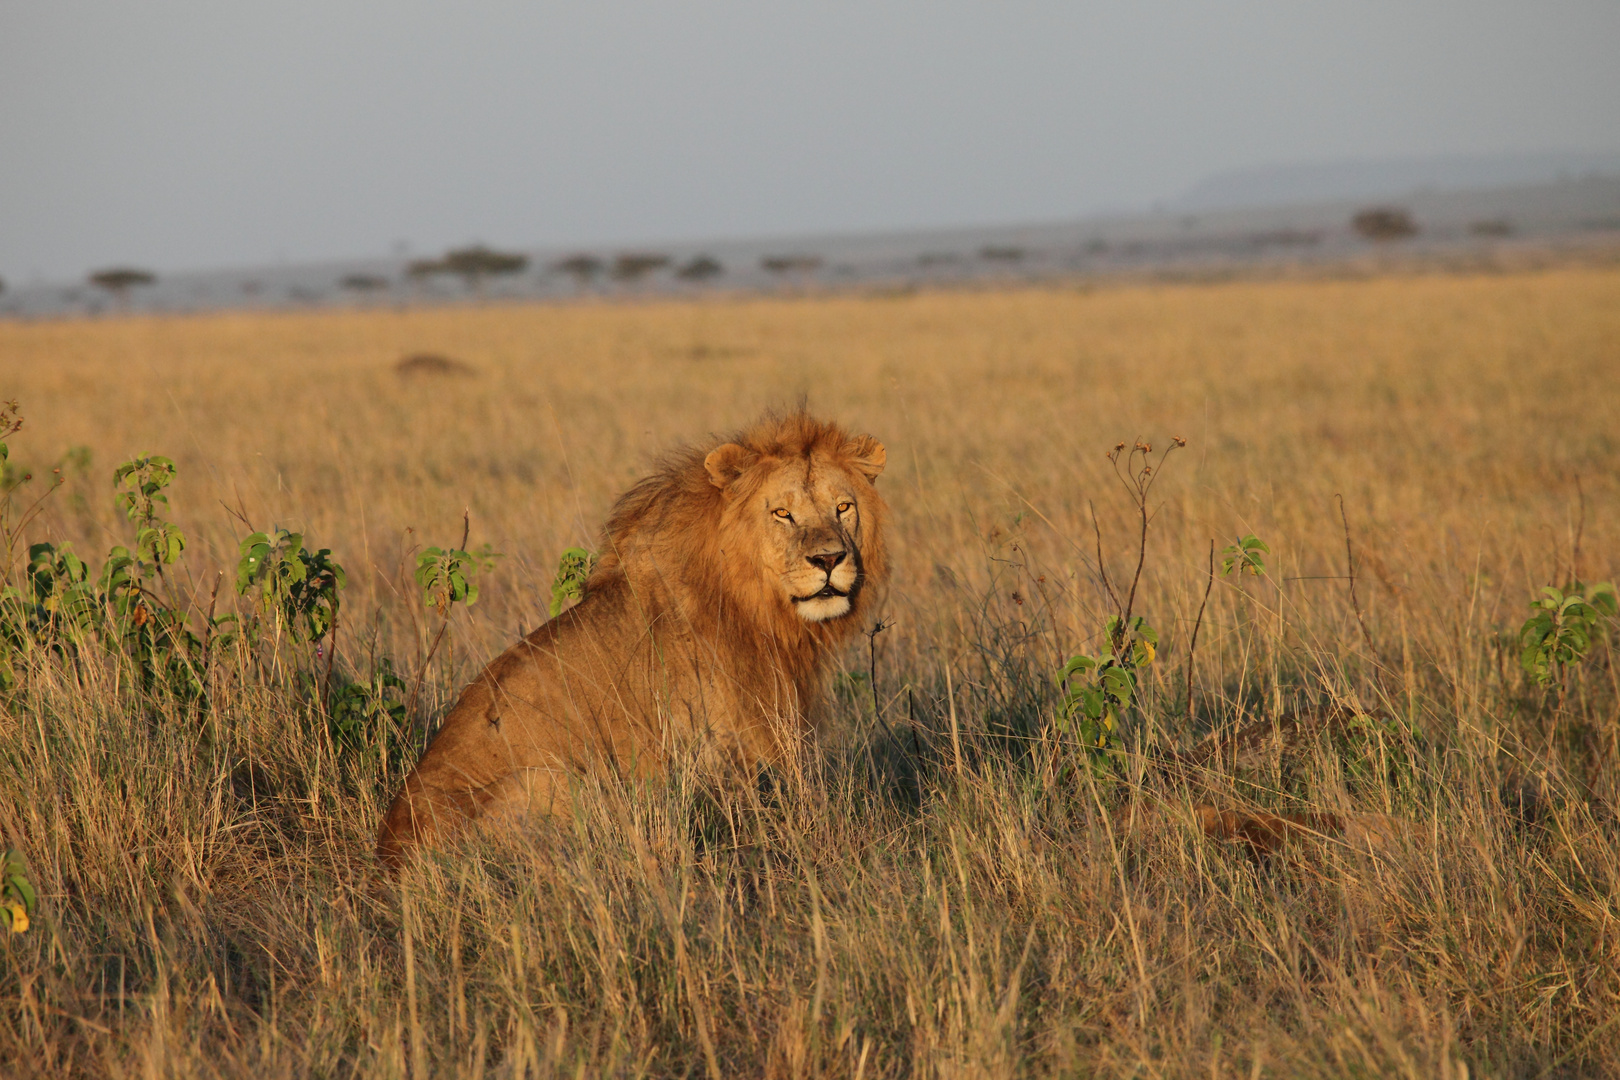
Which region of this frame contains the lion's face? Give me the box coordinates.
[705,436,886,624]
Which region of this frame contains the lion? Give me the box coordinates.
[376,411,889,868]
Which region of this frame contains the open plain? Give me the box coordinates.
[1,266,1618,1077]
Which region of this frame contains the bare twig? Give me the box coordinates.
[322,599,340,717]
[1337,494,1380,666]
[407,518,468,724]
[11,473,67,538]
[409,611,450,725]
[398,526,425,682]
[1104,438,1184,652]
[865,619,889,722]
[1089,500,1122,617]
[945,660,963,777]
[219,495,255,533]
[200,572,222,675]
[908,685,922,762]
[864,619,904,757]
[1184,539,1214,722]
[1120,471,1150,639]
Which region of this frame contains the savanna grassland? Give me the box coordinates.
[1,267,1618,1078]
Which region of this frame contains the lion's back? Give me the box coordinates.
[422,575,661,771]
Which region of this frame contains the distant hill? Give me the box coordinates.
[1176,150,1620,211]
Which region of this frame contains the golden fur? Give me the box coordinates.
[377,411,889,867]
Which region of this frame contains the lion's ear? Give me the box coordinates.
[845,436,886,483]
[704,443,759,489]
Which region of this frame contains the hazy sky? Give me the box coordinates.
[3,1,1618,281]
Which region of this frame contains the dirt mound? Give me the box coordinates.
[394,353,476,377]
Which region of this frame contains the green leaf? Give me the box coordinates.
[1056,653,1099,685]
[236,532,270,593]
[549,546,594,618]
[1517,579,1614,686]
[1,850,35,914]
[1222,534,1270,576]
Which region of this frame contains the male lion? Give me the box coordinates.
[377,411,889,867]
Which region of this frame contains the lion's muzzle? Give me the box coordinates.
[793,581,849,603]
[790,546,859,621]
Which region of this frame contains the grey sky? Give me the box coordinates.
[3,1,1618,281]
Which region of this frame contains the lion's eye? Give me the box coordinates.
[836,502,853,515]
[772,508,793,521]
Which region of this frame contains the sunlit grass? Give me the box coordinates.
[1,266,1617,1077]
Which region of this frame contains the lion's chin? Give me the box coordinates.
[793,594,853,623]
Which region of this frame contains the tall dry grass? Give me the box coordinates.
[1,267,1618,1078]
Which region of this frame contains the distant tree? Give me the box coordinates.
[88,267,157,306]
[408,245,529,292]
[340,273,390,292]
[761,254,822,275]
[1351,207,1418,241]
[611,253,671,283]
[978,245,1025,262]
[441,245,528,279]
[675,255,724,281]
[551,254,604,290]
[0,276,6,296]
[1469,218,1513,238]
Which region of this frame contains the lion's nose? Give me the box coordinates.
[806,550,846,576]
